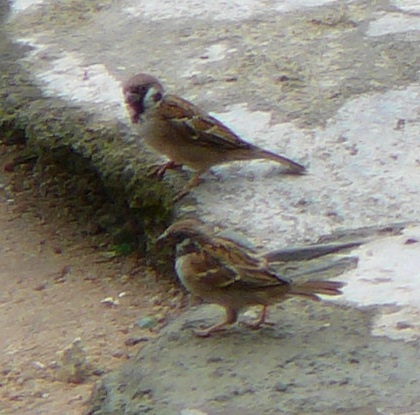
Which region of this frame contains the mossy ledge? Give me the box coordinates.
[0,43,175,261]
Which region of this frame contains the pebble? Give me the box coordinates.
[273,381,288,392]
[136,316,158,329]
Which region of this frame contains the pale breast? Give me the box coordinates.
[175,252,221,298]
[175,254,195,291]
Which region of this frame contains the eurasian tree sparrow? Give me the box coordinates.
[123,74,306,198]
[157,219,344,337]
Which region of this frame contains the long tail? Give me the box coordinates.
[289,280,345,301]
[254,148,306,174]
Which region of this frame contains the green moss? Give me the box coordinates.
[0,43,175,261]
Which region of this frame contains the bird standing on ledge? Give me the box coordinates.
[158,219,344,337]
[123,74,306,199]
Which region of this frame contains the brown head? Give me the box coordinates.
[122,73,164,123]
[157,218,209,245]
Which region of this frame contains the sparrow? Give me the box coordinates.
[157,219,345,337]
[123,74,306,198]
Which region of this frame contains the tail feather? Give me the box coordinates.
[290,280,345,301]
[256,149,306,174]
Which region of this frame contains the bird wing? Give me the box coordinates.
[197,237,290,290]
[160,94,254,151]
[236,267,290,289]
[188,249,239,289]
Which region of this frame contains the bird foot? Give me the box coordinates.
[148,161,183,179]
[172,175,204,203]
[192,321,231,337]
[172,188,190,203]
[243,320,276,330]
[193,328,214,338]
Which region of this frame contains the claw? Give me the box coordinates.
[172,171,205,203]
[193,322,230,337]
[148,161,183,178]
[243,305,274,329]
[192,307,238,337]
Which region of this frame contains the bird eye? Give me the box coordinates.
[154,92,162,102]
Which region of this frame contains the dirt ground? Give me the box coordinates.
[0,142,180,415]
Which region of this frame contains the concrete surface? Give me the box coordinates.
[2,0,420,414]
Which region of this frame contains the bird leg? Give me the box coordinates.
[194,307,238,338]
[244,305,275,329]
[173,170,204,203]
[148,161,183,179]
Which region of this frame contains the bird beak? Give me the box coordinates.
[156,228,170,245]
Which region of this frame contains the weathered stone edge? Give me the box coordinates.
[0,37,175,258]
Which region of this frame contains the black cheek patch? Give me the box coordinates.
[135,101,145,116]
[130,99,145,122]
[126,101,143,123]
